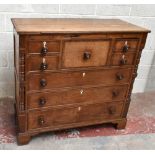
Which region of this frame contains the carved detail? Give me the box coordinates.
[123,33,147,117]
[19,48,25,111]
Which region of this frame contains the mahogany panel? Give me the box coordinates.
[62,40,111,68]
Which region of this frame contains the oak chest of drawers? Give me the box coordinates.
[12,18,150,145]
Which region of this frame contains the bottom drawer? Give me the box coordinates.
[28,102,124,130]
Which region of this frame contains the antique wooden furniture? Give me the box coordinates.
[12,18,150,145]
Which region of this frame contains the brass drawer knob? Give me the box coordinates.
[41,41,48,56]
[40,79,47,87]
[123,41,129,53]
[83,51,91,60]
[38,116,45,126]
[108,106,116,115]
[39,98,46,106]
[116,73,124,80]
[120,55,127,65]
[40,58,48,71]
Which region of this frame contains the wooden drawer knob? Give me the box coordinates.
[123,41,129,53]
[120,55,127,65]
[112,90,119,97]
[41,41,48,56]
[108,106,116,115]
[40,62,48,70]
[38,116,45,126]
[40,79,47,87]
[83,51,91,60]
[40,58,48,71]
[39,98,46,106]
[116,73,124,80]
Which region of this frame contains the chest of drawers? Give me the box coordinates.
[12,18,150,145]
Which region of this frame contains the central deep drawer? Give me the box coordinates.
[62,39,111,68]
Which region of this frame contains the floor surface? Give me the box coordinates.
[0,91,155,149]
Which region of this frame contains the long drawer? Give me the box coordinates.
[27,85,128,109]
[28,101,124,130]
[26,68,133,91]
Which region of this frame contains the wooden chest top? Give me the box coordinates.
[11,18,150,34]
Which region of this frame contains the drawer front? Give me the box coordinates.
[27,85,128,109]
[28,106,78,130]
[78,102,123,122]
[26,55,59,72]
[62,40,111,68]
[28,102,123,130]
[111,53,136,66]
[28,41,60,54]
[27,68,132,91]
[114,39,139,52]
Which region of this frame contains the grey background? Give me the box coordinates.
[0,4,155,98]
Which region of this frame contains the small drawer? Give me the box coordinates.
[26,55,59,72]
[28,41,60,54]
[28,102,123,130]
[114,39,139,53]
[26,68,132,91]
[111,53,136,66]
[27,85,128,109]
[62,39,111,68]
